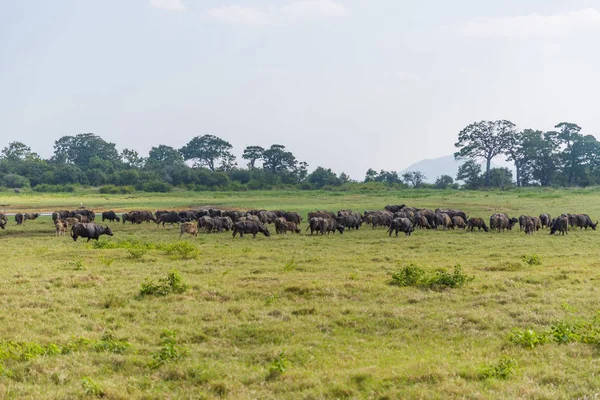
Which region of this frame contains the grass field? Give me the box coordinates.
[1,188,600,399]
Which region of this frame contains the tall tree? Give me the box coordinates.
[555,122,586,186]
[146,145,184,169]
[456,159,482,189]
[401,171,426,188]
[1,142,39,163]
[455,120,515,187]
[242,146,265,169]
[52,133,120,169]
[262,144,296,173]
[364,168,377,182]
[526,131,560,187]
[180,135,235,171]
[121,149,145,169]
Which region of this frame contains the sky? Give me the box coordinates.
[2,0,600,179]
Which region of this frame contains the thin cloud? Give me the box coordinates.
[204,0,346,26]
[458,8,600,38]
[206,5,270,26]
[150,0,186,12]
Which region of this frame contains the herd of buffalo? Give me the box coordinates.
[0,204,597,241]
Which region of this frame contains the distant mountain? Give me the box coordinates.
[400,155,514,183]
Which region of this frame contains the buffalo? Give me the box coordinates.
[55,220,68,236]
[102,211,120,223]
[232,220,271,238]
[307,217,324,235]
[467,217,488,232]
[0,213,7,230]
[525,220,534,235]
[320,218,345,235]
[387,217,414,237]
[14,213,24,225]
[71,223,113,242]
[283,212,302,225]
[197,216,215,233]
[490,213,517,232]
[539,213,551,229]
[157,211,182,227]
[435,209,468,223]
[451,216,466,230]
[213,217,233,233]
[180,222,199,238]
[550,216,568,235]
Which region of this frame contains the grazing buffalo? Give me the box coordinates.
[384,204,406,213]
[435,213,453,230]
[415,215,431,229]
[337,214,361,230]
[451,216,466,230]
[157,211,181,227]
[467,217,488,232]
[197,216,215,233]
[0,213,7,230]
[55,220,68,236]
[180,222,198,238]
[571,214,598,230]
[531,216,542,231]
[74,214,89,223]
[387,217,414,237]
[232,221,271,238]
[550,216,568,235]
[283,212,302,225]
[518,215,531,231]
[102,211,120,223]
[490,213,517,232]
[539,213,551,229]
[320,218,345,235]
[213,217,233,233]
[435,209,468,223]
[525,220,534,235]
[64,217,80,226]
[307,217,324,235]
[71,223,113,242]
[276,220,301,234]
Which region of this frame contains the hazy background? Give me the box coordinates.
[2,0,600,179]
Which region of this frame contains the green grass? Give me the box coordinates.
[1,188,600,398]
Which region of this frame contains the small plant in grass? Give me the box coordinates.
[98,256,114,267]
[508,328,549,349]
[551,322,581,344]
[522,254,542,266]
[283,257,297,272]
[128,248,146,261]
[149,330,188,369]
[93,331,131,354]
[266,350,288,380]
[479,355,517,380]
[162,241,199,260]
[265,293,280,306]
[81,377,105,397]
[389,264,473,290]
[139,270,188,296]
[70,259,84,271]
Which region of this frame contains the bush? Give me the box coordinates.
[389,264,473,290]
[522,254,542,266]
[142,181,172,193]
[508,328,549,349]
[2,174,30,189]
[99,185,136,194]
[479,356,517,380]
[33,184,76,193]
[149,330,187,369]
[139,270,188,296]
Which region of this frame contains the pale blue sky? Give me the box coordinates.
[2,0,600,178]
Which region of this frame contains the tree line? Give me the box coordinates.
[1,121,598,192]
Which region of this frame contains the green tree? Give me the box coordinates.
[52,133,120,170]
[364,168,377,182]
[434,175,454,189]
[262,145,297,174]
[180,135,235,171]
[121,149,145,169]
[488,167,513,189]
[1,142,39,163]
[456,159,482,189]
[146,145,185,170]
[455,120,515,187]
[242,146,264,169]
[307,167,340,188]
[401,171,426,188]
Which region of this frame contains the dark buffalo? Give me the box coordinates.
[283,212,302,225]
[71,223,113,242]
[435,209,468,223]
[571,214,598,230]
[319,218,345,234]
[15,213,24,225]
[232,220,271,238]
[452,216,466,229]
[157,211,182,227]
[525,220,534,235]
[415,215,431,229]
[539,213,551,229]
[550,216,568,235]
[197,216,215,233]
[308,211,335,220]
[306,217,324,235]
[384,204,406,213]
[467,217,488,232]
[387,217,414,237]
[102,211,120,223]
[518,215,531,231]
[0,213,7,230]
[213,217,233,233]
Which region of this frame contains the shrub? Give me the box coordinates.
[139,270,188,296]
[161,241,199,260]
[142,181,172,193]
[81,377,105,397]
[128,248,147,261]
[33,184,76,193]
[522,254,542,266]
[99,185,136,194]
[389,264,473,290]
[508,328,549,349]
[2,174,30,189]
[149,330,187,369]
[479,356,517,380]
[266,351,288,380]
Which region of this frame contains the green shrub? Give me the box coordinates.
[149,330,187,369]
[128,248,147,261]
[142,181,172,193]
[99,185,136,194]
[266,350,288,380]
[93,332,131,354]
[33,184,76,193]
[161,241,199,260]
[479,356,517,380]
[522,254,542,266]
[390,264,473,290]
[140,270,188,296]
[508,328,549,349]
[81,377,105,397]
